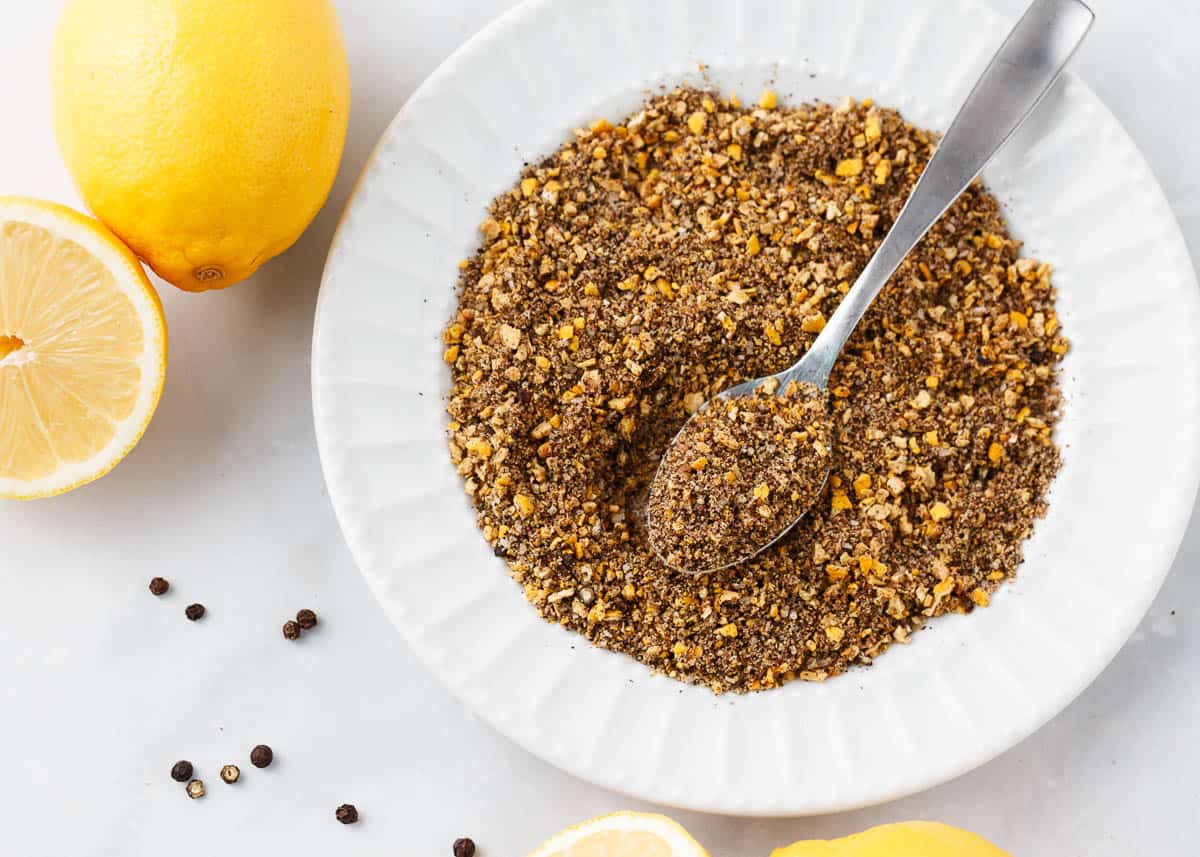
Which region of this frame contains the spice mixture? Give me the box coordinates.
[646,380,831,572]
[444,86,1066,692]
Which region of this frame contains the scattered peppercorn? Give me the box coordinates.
[335,804,359,824]
[184,603,205,621]
[250,745,273,768]
[170,760,193,782]
[149,577,169,596]
[453,838,477,857]
[220,764,240,784]
[295,608,318,630]
[186,779,205,799]
[282,620,302,641]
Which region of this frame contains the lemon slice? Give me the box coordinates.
[527,813,709,857]
[0,197,167,499]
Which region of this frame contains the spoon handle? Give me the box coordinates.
[787,0,1094,389]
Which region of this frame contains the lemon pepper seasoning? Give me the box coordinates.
[445,87,1066,692]
[647,381,832,571]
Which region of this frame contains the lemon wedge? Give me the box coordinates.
[527,812,709,857]
[0,197,167,499]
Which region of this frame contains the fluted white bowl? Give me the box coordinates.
[313,0,1200,815]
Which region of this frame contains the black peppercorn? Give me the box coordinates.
[335,803,359,824]
[185,603,205,621]
[149,577,169,596]
[295,608,318,630]
[282,620,301,641]
[170,760,193,782]
[250,744,273,768]
[453,838,476,857]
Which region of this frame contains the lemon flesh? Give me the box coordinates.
[528,813,709,857]
[0,198,167,499]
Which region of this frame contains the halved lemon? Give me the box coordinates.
[0,197,167,499]
[527,813,709,857]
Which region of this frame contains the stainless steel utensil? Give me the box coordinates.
[649,0,1094,574]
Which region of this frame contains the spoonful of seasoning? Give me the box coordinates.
[645,0,1093,574]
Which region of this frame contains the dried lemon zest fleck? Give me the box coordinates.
[864,113,881,142]
[836,158,864,177]
[801,313,826,333]
[465,438,493,459]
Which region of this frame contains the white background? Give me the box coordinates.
[1,0,1197,854]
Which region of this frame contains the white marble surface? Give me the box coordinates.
[1,1,1196,854]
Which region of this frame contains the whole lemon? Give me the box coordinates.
[50,0,350,291]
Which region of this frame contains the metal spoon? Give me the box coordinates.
[648,0,1094,574]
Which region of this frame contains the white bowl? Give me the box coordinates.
[313,0,1200,815]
